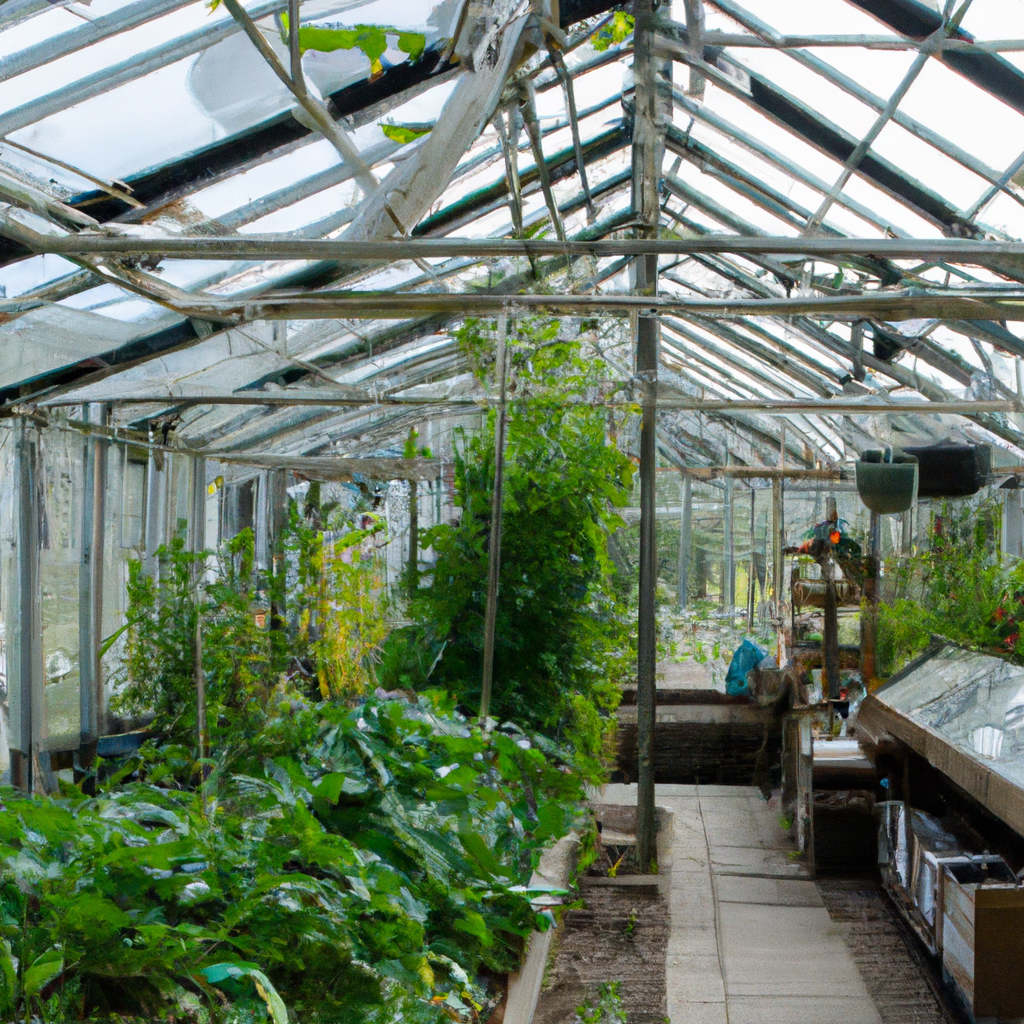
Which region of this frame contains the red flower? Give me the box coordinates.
[829,530,841,545]
[1005,632,1019,649]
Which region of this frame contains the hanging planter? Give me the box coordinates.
[856,447,919,515]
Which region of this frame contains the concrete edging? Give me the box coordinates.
[503,831,581,1024]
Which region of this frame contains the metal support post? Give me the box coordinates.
[823,497,840,701]
[408,479,418,584]
[143,425,160,577]
[724,470,735,613]
[677,474,691,609]
[480,315,509,723]
[78,404,107,790]
[10,419,43,792]
[190,457,207,776]
[861,511,881,686]
[747,488,756,631]
[634,0,666,874]
[772,477,784,660]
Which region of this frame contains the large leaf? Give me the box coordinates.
[23,950,63,998]
[201,962,288,1024]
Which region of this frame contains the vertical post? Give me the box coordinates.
[677,474,691,610]
[747,487,756,631]
[772,477,784,661]
[633,0,665,873]
[861,511,881,686]
[268,469,287,636]
[408,480,418,582]
[823,497,840,701]
[480,315,509,723]
[11,420,42,792]
[190,457,207,777]
[143,425,162,578]
[78,404,107,789]
[723,468,735,614]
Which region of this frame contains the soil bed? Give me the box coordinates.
[533,877,669,1024]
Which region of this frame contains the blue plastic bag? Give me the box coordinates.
[725,639,767,697]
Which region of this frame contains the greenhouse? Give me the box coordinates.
[7,0,1024,1020]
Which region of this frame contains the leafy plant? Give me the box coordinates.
[380,318,636,779]
[0,694,588,1023]
[876,496,1024,676]
[576,981,626,1024]
[591,12,634,51]
[113,505,388,751]
[279,15,426,75]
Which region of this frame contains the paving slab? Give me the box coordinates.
[658,785,882,1024]
[709,845,809,878]
[665,1000,728,1024]
[715,875,824,907]
[727,995,882,1024]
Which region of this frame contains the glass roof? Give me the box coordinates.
[2,0,1024,469]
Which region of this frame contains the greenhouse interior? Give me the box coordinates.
[10,0,1024,1020]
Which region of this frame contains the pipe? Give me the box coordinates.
[480,316,508,723]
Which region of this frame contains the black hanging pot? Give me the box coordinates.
[856,446,919,514]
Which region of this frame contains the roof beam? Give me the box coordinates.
[18,233,1024,265]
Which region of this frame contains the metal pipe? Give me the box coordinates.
[634,0,663,875]
[80,289,1024,325]
[479,316,508,723]
[686,29,1024,50]
[724,469,735,612]
[77,403,107,791]
[10,419,42,792]
[35,393,1023,416]
[408,479,419,586]
[190,456,207,783]
[26,233,1024,261]
[678,473,691,610]
[747,487,756,631]
[861,510,881,686]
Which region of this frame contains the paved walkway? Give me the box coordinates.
[601,783,883,1024]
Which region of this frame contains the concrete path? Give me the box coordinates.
[601,783,883,1024]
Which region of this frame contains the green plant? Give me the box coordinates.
[0,694,588,1023]
[875,497,1022,676]
[591,12,633,51]
[381,318,636,779]
[576,981,626,1024]
[113,504,389,752]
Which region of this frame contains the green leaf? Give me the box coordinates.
[380,122,433,145]
[0,940,17,1016]
[458,829,503,879]
[202,962,289,1024]
[23,952,63,998]
[315,772,369,802]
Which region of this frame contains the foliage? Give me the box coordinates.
[575,981,626,1024]
[380,318,636,779]
[279,15,426,74]
[590,12,634,51]
[379,123,433,145]
[0,694,588,1023]
[113,506,388,748]
[875,497,1024,676]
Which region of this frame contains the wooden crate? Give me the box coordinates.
[942,860,1024,1021]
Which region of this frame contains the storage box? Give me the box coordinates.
[942,860,1024,1021]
